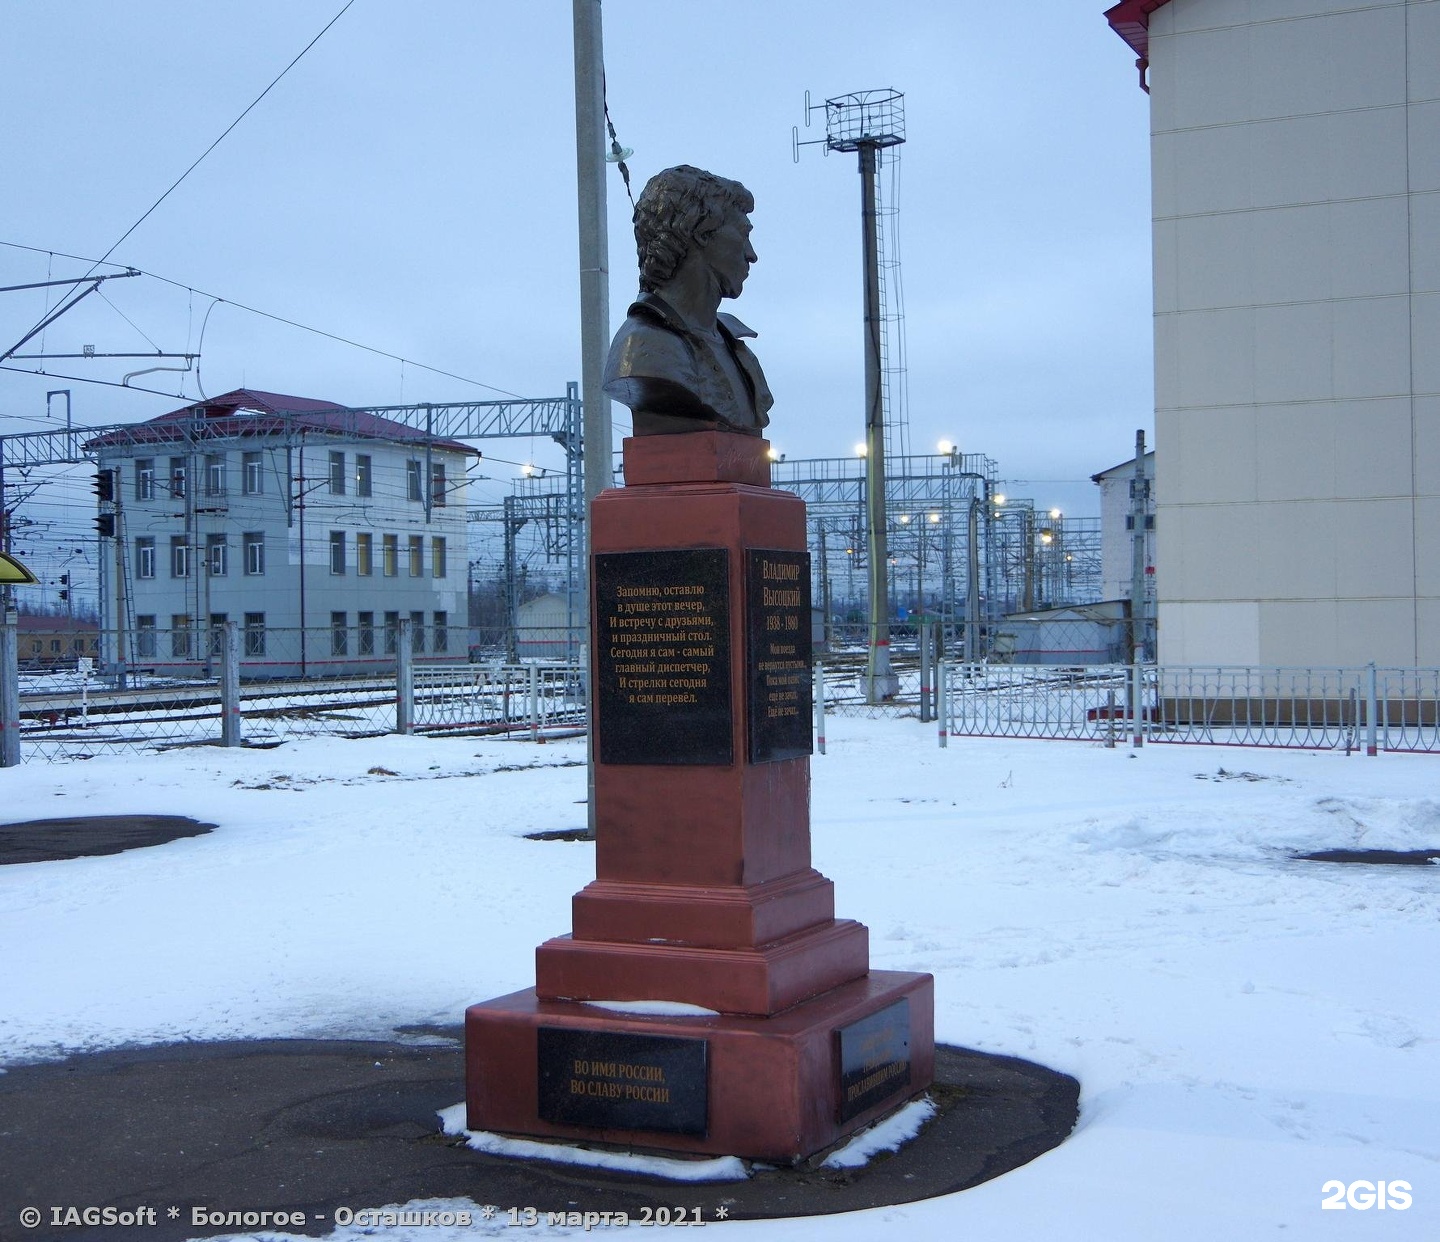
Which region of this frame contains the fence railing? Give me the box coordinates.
[938,661,1440,754]
[2,619,587,764]
[413,662,587,738]
[8,615,1439,763]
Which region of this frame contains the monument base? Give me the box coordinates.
[465,970,934,1163]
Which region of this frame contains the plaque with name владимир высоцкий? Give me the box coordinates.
[836,999,912,1122]
[594,548,731,765]
[536,1026,708,1137]
[746,549,813,763]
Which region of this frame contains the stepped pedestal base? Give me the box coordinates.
[465,430,936,1163]
[536,917,870,1017]
[466,970,934,1163]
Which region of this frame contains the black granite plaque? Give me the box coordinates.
[537,1026,708,1136]
[595,549,731,765]
[745,549,813,763]
[836,999,911,1122]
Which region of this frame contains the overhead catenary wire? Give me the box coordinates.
[4,2,358,372]
[0,241,523,402]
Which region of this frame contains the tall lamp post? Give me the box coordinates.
[797,89,906,702]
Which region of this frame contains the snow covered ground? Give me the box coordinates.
[2,720,1437,1238]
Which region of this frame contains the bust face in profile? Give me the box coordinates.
[603,165,773,437]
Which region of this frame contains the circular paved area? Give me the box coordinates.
[0,815,214,865]
[0,1035,1076,1240]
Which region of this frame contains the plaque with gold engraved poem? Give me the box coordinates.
[594,549,732,765]
[745,549,813,763]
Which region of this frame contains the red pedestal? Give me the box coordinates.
[467,430,934,1161]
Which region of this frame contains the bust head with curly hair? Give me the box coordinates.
[634,166,755,297]
[603,165,771,436]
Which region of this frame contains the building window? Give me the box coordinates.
[328,451,346,495]
[433,610,448,654]
[244,533,265,576]
[329,530,346,575]
[382,534,398,577]
[356,532,373,576]
[410,610,425,653]
[51,638,62,655]
[242,451,264,495]
[331,611,348,656]
[431,536,447,579]
[356,454,372,497]
[135,459,155,501]
[357,611,375,656]
[171,615,192,659]
[408,535,424,577]
[383,611,399,655]
[136,615,157,658]
[170,536,190,579]
[135,537,156,579]
[406,459,423,502]
[430,462,447,506]
[207,533,228,577]
[169,457,187,499]
[204,454,226,497]
[244,612,266,657]
[208,613,227,657]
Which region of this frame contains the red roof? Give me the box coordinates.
[85,388,476,455]
[1104,0,1173,58]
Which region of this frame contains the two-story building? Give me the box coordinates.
[86,388,474,677]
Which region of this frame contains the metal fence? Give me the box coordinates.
[9,615,1439,764]
[2,619,587,764]
[413,662,587,738]
[940,662,1440,755]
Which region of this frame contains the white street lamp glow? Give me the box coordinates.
[854,443,868,457]
[937,439,953,455]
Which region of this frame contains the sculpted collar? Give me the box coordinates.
[627,291,759,344]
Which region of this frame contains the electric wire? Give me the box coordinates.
[4,2,357,366]
[0,241,523,400]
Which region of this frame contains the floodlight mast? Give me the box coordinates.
[796,89,906,702]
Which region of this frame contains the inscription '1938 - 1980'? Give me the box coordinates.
[746,549,813,763]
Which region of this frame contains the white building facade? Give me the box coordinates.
[1092,449,1157,606]
[1109,0,1439,666]
[88,389,472,676]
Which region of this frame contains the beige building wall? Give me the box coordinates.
[1147,0,1439,666]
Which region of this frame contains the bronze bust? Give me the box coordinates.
[603,165,773,436]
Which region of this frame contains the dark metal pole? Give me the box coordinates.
[297,435,307,679]
[1129,429,1149,662]
[860,142,896,702]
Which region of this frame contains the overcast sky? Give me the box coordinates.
[1,0,1152,544]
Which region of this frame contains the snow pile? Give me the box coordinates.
[821,1097,937,1169]
[437,1103,747,1182]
